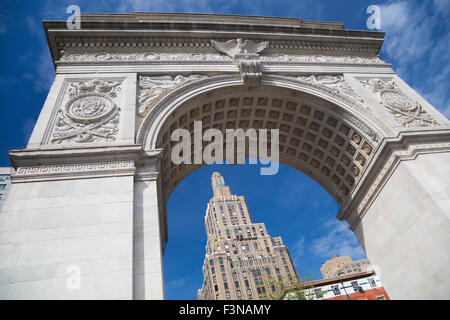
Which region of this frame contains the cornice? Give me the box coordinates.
[8,144,164,183]
[43,12,385,64]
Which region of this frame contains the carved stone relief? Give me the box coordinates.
[210,38,269,60]
[297,75,364,106]
[211,38,270,84]
[138,75,208,116]
[261,54,385,64]
[360,78,439,128]
[60,52,231,62]
[59,52,386,65]
[50,79,122,144]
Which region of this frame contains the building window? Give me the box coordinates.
[314,288,322,298]
[214,285,218,291]
[216,294,220,300]
[222,274,226,280]
[245,280,250,287]
[242,271,247,278]
[332,285,340,295]
[213,276,216,283]
[226,292,230,299]
[285,266,289,272]
[235,281,240,288]
[220,265,225,272]
[211,267,215,274]
[282,258,287,264]
[224,282,228,289]
[237,290,242,297]
[279,250,284,256]
[247,289,252,296]
[0,184,6,190]
[210,259,214,266]
[351,281,362,292]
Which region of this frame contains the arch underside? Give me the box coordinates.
[152,84,380,207]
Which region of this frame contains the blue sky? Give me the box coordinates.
[0,0,448,299]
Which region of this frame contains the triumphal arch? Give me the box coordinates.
[1,13,449,299]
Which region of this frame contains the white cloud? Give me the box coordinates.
[291,235,305,265]
[379,0,449,118]
[165,277,187,289]
[380,1,433,65]
[309,219,365,261]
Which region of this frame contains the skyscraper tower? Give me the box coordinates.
[197,172,297,300]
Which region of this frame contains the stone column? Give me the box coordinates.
[133,159,167,299]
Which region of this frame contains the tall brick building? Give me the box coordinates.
[197,172,297,300]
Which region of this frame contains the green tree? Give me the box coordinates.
[260,271,324,300]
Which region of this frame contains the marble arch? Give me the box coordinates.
[137,75,386,207]
[1,12,449,300]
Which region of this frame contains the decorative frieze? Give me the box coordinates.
[261,54,385,64]
[59,52,231,63]
[58,51,386,66]
[360,78,439,128]
[50,79,122,144]
[138,75,208,116]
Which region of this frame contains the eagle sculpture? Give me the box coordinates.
[210,38,269,59]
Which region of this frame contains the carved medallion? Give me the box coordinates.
[50,79,122,144]
[361,78,439,128]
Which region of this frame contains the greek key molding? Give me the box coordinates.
[13,161,135,182]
